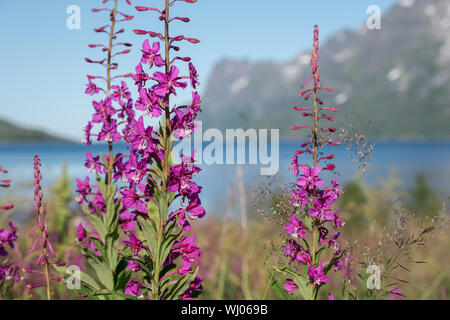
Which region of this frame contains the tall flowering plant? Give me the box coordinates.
[24,155,64,299]
[118,0,205,299]
[273,25,344,300]
[0,164,19,296]
[66,0,137,297]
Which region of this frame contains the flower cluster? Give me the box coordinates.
[0,222,17,258]
[278,25,344,300]
[81,0,134,146]
[77,0,135,216]
[25,156,64,298]
[77,0,136,230]
[119,0,205,300]
[71,0,139,297]
[0,165,14,211]
[0,164,19,286]
[0,222,19,284]
[72,0,204,300]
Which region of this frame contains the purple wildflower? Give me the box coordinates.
[135,87,162,117]
[111,81,132,107]
[296,166,323,191]
[188,62,199,89]
[85,77,99,95]
[0,165,14,212]
[308,265,328,286]
[0,222,17,257]
[75,177,91,204]
[125,280,143,297]
[121,189,147,213]
[141,40,164,68]
[123,234,144,254]
[132,63,148,88]
[283,278,298,294]
[152,65,187,97]
[284,213,306,239]
[85,151,103,174]
[127,260,142,272]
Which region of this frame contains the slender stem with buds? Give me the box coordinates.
[106,0,119,192]
[44,249,51,300]
[279,25,344,301]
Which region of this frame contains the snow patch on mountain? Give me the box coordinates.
[400,0,415,8]
[230,76,249,93]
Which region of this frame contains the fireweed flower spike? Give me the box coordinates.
[68,0,139,298]
[119,0,205,300]
[0,164,14,211]
[273,25,345,300]
[26,156,64,300]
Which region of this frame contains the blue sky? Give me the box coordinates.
[0,0,398,141]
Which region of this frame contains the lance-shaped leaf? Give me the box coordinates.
[273,266,312,300]
[164,266,199,300]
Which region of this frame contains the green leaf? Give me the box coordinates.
[53,264,101,292]
[81,206,107,242]
[105,229,119,271]
[89,237,107,258]
[133,258,153,276]
[160,263,177,280]
[315,246,325,262]
[270,276,293,300]
[164,267,199,300]
[323,249,345,275]
[147,203,160,233]
[111,291,138,300]
[114,271,132,292]
[104,192,117,232]
[158,223,179,266]
[273,266,312,300]
[86,254,115,291]
[304,215,313,231]
[138,215,158,256]
[96,171,108,196]
[114,257,129,277]
[159,234,177,269]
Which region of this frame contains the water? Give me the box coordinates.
[1,141,450,216]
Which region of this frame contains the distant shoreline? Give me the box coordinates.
[280,137,450,144]
[1,138,450,146]
[0,140,78,145]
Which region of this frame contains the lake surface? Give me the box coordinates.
[1,141,449,216]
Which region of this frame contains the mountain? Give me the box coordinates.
[199,0,450,140]
[0,118,69,143]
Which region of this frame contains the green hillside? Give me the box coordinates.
[0,119,69,143]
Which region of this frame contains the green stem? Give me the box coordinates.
[105,0,118,192]
[154,0,171,300]
[262,272,274,300]
[310,224,317,300]
[309,46,320,300]
[44,251,51,300]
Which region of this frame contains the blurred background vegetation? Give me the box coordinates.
[1,164,448,300]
